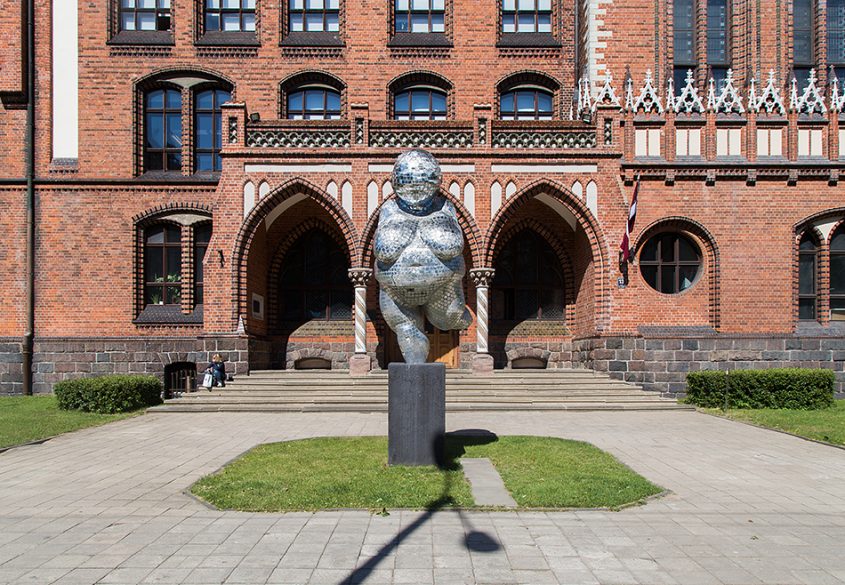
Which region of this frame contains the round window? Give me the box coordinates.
[639,233,702,294]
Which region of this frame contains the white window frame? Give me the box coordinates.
[635,128,661,157]
[716,128,742,157]
[756,128,783,158]
[675,128,702,157]
[798,128,824,158]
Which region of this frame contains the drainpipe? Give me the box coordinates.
[22,0,35,395]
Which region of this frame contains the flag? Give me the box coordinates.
[619,175,640,264]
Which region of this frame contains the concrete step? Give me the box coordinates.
[150,402,692,413]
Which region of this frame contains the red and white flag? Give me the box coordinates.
[619,175,640,263]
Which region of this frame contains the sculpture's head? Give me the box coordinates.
[392,149,442,212]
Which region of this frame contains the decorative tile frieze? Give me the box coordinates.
[246,129,351,148]
[491,130,597,149]
[369,129,473,148]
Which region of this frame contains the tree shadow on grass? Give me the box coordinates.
[338,429,501,584]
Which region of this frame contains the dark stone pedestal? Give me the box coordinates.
[388,363,446,466]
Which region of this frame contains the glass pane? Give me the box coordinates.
[166,247,182,278]
[146,90,164,109]
[540,288,564,319]
[516,91,535,112]
[641,264,658,289]
[432,0,445,9]
[500,93,514,113]
[222,0,240,7]
[431,13,445,31]
[196,153,213,172]
[678,265,698,291]
[243,0,255,7]
[537,91,553,112]
[222,13,241,30]
[799,298,816,320]
[326,12,339,30]
[138,12,156,30]
[514,289,538,320]
[166,286,181,304]
[640,237,658,261]
[330,291,352,319]
[431,92,446,112]
[326,91,341,111]
[166,114,182,148]
[411,13,429,32]
[395,92,409,113]
[145,114,163,148]
[145,249,163,282]
[799,236,817,251]
[674,30,695,63]
[396,0,409,9]
[306,291,328,319]
[243,13,255,30]
[411,91,429,112]
[517,13,535,32]
[146,227,164,245]
[122,0,136,6]
[196,114,213,149]
[144,152,163,171]
[794,35,813,65]
[145,286,163,305]
[305,12,324,30]
[678,236,699,260]
[831,297,845,316]
[207,0,220,7]
[165,226,180,242]
[282,290,302,320]
[503,0,515,10]
[538,0,551,10]
[502,16,516,33]
[166,89,181,109]
[831,254,845,294]
[306,0,324,8]
[206,13,220,31]
[121,14,136,30]
[537,13,551,32]
[305,90,325,111]
[412,0,428,8]
[167,152,182,170]
[660,236,675,262]
[831,229,845,250]
[290,0,303,8]
[195,286,204,305]
[660,266,676,294]
[517,0,534,9]
[799,254,816,295]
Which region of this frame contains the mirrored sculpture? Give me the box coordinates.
[374,149,472,364]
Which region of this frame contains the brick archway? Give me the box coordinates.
[485,179,611,332]
[232,178,359,329]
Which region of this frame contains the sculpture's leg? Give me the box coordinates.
[424,276,472,332]
[380,289,429,364]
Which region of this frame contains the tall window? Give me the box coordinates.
[145,225,182,306]
[830,0,845,79]
[500,88,553,120]
[289,0,340,32]
[501,0,552,33]
[706,0,729,90]
[394,88,447,120]
[287,88,342,119]
[492,231,565,321]
[280,230,352,321]
[194,224,212,305]
[798,232,819,320]
[144,88,182,172]
[205,0,256,32]
[195,89,231,173]
[395,0,445,33]
[831,226,845,319]
[673,0,696,93]
[639,233,702,294]
[120,0,171,31]
[794,0,815,90]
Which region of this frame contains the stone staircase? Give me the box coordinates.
[148,369,691,413]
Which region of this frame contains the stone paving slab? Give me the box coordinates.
[459,459,517,508]
[1,411,845,583]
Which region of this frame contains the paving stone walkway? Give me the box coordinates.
[1,410,844,584]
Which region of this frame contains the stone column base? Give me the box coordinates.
[349,354,372,377]
[472,353,495,374]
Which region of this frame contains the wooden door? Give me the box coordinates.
[385,322,459,368]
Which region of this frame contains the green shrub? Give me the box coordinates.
[686,368,835,410]
[55,375,162,414]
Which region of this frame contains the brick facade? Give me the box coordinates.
[2,0,845,395]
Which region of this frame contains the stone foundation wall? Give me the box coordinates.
[575,336,845,396]
[463,340,581,370]
[0,338,24,395]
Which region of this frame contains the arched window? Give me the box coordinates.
[706,0,730,90]
[195,88,231,172]
[287,87,342,119]
[279,230,352,321]
[639,233,702,294]
[204,0,256,32]
[798,232,819,320]
[793,0,815,90]
[831,0,845,79]
[144,225,182,306]
[831,225,845,319]
[500,88,554,120]
[492,231,565,321]
[144,88,182,172]
[394,87,447,120]
[673,0,695,92]
[194,223,212,305]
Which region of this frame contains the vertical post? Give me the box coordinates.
[470,268,495,374]
[347,268,373,376]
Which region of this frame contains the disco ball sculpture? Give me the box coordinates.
[374,149,472,364]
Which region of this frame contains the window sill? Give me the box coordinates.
[496,33,560,48]
[280,32,343,47]
[388,33,452,48]
[108,30,174,46]
[136,171,220,184]
[195,31,260,46]
[134,305,203,325]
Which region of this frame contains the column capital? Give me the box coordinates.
[469,268,495,288]
[347,268,373,287]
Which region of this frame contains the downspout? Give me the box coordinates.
[22,0,35,395]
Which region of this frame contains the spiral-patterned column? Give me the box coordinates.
[470,268,495,355]
[348,269,373,355]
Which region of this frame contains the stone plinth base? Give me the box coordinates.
[349,354,371,377]
[388,363,445,467]
[472,353,495,374]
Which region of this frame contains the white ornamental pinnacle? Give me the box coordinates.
[578,77,592,116]
[831,67,845,112]
[674,69,705,114]
[706,77,717,111]
[624,76,636,111]
[789,76,800,111]
[751,70,786,115]
[632,69,664,114]
[714,69,745,114]
[665,78,676,111]
[795,68,827,114]
[593,71,621,111]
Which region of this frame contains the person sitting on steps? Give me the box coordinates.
[205,354,226,388]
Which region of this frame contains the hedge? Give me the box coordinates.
[55,375,163,414]
[686,368,835,410]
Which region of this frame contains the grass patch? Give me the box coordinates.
[704,399,845,446]
[191,435,662,512]
[0,395,140,450]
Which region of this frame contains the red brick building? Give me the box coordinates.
[2,0,845,395]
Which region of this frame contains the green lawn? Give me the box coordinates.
[0,395,139,450]
[705,400,845,446]
[191,435,662,512]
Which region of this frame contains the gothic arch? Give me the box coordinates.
[632,216,721,329]
[232,178,359,329]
